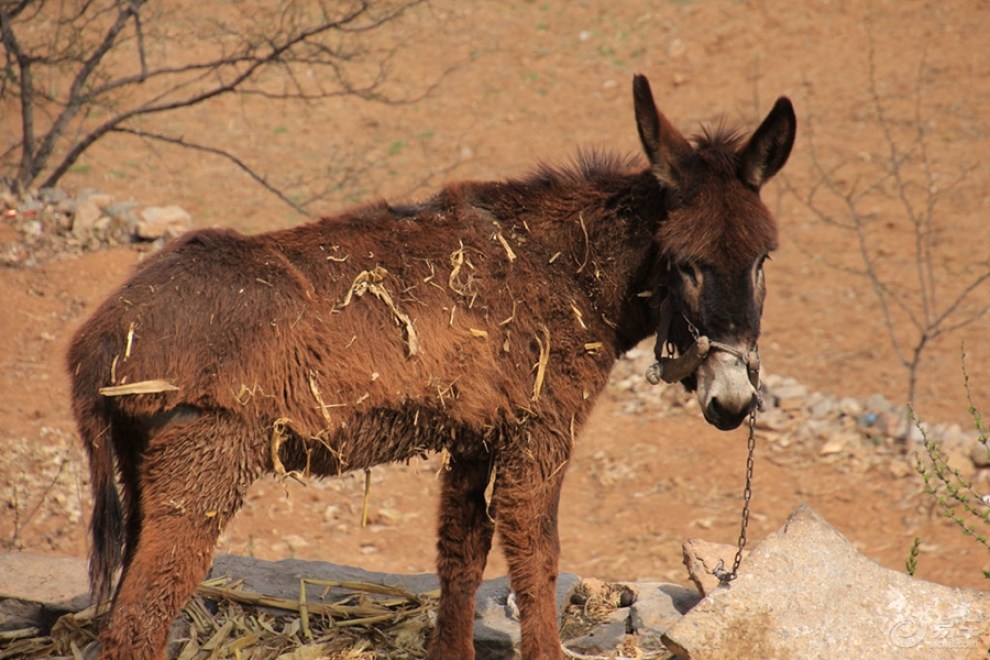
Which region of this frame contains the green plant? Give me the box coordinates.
[914,351,990,578]
[905,536,921,576]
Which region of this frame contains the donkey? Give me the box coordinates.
[67,74,794,659]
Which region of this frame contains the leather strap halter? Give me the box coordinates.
[645,297,761,389]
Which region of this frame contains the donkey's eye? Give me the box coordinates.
[755,254,771,275]
[676,262,700,287]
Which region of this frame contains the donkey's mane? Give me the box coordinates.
[689,125,747,176]
[524,149,644,187]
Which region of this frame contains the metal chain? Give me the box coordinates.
[713,407,757,585]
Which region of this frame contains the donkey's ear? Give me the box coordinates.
[633,74,693,189]
[738,97,796,189]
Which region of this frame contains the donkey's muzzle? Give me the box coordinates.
[695,344,761,432]
[704,393,758,431]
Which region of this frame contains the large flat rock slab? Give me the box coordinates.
[0,552,90,632]
[663,505,990,658]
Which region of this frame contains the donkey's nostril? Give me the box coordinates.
[705,395,755,431]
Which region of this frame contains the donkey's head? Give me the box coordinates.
[633,75,796,431]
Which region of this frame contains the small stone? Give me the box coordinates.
[135,205,191,240]
[771,383,808,411]
[838,397,864,417]
[754,408,791,432]
[104,201,140,225]
[38,187,68,205]
[808,393,838,419]
[945,445,976,479]
[71,200,102,235]
[875,410,910,439]
[819,437,847,456]
[682,538,746,596]
[23,220,42,237]
[625,582,701,652]
[77,191,113,208]
[865,393,894,414]
[970,442,990,468]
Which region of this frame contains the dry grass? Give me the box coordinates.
[0,578,438,659]
[0,573,672,659]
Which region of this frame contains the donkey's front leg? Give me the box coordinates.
[494,444,569,660]
[428,457,496,660]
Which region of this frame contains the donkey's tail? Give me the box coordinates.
[75,396,124,609]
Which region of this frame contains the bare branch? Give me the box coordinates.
[783,18,989,409]
[111,126,311,216]
[1,0,433,192]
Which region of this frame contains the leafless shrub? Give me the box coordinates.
[781,29,990,412]
[0,0,434,214]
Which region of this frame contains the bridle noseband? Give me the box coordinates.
[645,297,761,391]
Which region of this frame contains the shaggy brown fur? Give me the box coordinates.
[67,74,795,659]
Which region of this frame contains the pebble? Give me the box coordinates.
[1,185,193,265]
[819,437,846,456]
[607,342,989,474]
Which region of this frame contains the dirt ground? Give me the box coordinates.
[2,0,990,598]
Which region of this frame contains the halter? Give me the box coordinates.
[645,297,764,586]
[645,297,761,391]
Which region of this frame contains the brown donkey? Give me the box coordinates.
[68,75,795,659]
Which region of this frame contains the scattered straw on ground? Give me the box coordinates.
[0,576,673,659]
[0,577,438,660]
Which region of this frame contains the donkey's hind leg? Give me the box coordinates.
[428,457,496,660]
[99,413,262,660]
[494,446,569,660]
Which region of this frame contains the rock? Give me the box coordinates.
[770,383,807,412]
[71,200,103,235]
[0,552,90,632]
[682,539,747,596]
[865,393,895,415]
[135,205,191,240]
[76,191,113,209]
[875,410,910,439]
[37,187,69,205]
[104,201,140,225]
[808,393,838,419]
[663,505,990,659]
[970,442,990,468]
[819,436,847,456]
[838,396,864,418]
[210,554,441,605]
[625,581,701,652]
[754,408,791,433]
[473,573,581,659]
[945,444,976,479]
